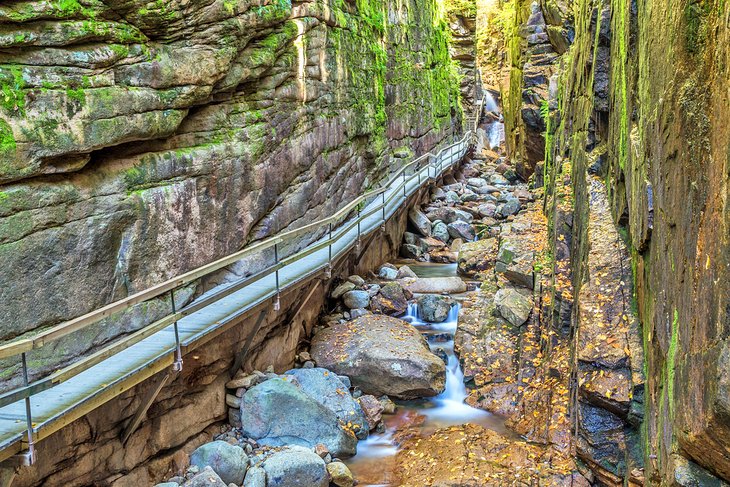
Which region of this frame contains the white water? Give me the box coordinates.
[345,276,505,486]
[485,91,500,113]
[483,91,505,150]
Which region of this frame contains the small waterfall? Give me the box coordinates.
[483,90,505,150]
[484,91,500,113]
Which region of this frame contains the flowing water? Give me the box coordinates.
[484,91,506,150]
[345,263,507,486]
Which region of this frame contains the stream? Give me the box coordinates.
[344,263,507,487]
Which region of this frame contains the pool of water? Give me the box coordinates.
[395,261,458,278]
[344,299,507,486]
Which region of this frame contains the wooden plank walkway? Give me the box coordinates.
[0,139,470,462]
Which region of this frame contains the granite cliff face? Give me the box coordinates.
[510,0,730,483]
[0,0,463,386]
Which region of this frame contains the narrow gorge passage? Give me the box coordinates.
[1,0,729,486]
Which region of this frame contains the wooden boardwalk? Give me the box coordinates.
[0,138,472,464]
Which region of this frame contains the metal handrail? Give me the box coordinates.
[0,132,476,411]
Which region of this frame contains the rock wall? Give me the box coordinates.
[535,0,730,483]
[444,0,479,111]
[0,0,463,388]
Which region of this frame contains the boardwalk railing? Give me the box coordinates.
[0,99,485,465]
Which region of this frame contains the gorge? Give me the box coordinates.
[0,0,729,486]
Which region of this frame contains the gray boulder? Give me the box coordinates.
[331,281,356,299]
[260,446,328,487]
[404,277,468,294]
[447,221,475,241]
[408,208,432,237]
[426,207,473,224]
[466,177,488,188]
[310,315,446,399]
[431,221,450,242]
[284,368,368,440]
[239,378,357,456]
[182,467,227,487]
[494,288,532,327]
[497,199,521,218]
[396,265,418,279]
[445,191,461,204]
[416,295,454,323]
[243,466,266,487]
[189,441,248,485]
[370,282,409,316]
[400,243,423,260]
[343,290,370,310]
[378,266,398,280]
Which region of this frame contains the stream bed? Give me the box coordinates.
[344,263,507,486]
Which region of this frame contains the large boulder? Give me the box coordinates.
[416,294,454,323]
[189,441,248,485]
[327,462,355,487]
[310,315,446,399]
[494,288,532,327]
[431,220,450,242]
[496,238,534,289]
[447,221,475,241]
[426,207,473,224]
[260,446,329,487]
[182,467,227,487]
[458,238,498,276]
[370,282,409,315]
[408,208,432,237]
[284,368,368,439]
[404,277,467,294]
[239,378,358,456]
[342,290,370,310]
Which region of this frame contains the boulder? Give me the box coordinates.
[400,244,423,259]
[477,203,496,218]
[310,315,446,399]
[431,220,450,242]
[404,277,467,294]
[242,466,266,487]
[458,239,498,276]
[326,462,355,487]
[429,250,458,263]
[496,238,534,289]
[182,467,227,487]
[284,368,368,440]
[370,282,409,316]
[426,207,473,224]
[347,275,365,286]
[431,187,447,200]
[466,177,488,188]
[358,394,384,430]
[418,236,446,253]
[331,281,356,299]
[403,232,420,246]
[494,288,532,327]
[408,208,432,237]
[416,294,454,323]
[189,441,248,485]
[445,191,461,204]
[342,290,370,310]
[378,265,398,280]
[350,308,369,319]
[497,198,521,218]
[260,446,329,487]
[239,378,357,456]
[396,265,418,279]
[446,221,475,241]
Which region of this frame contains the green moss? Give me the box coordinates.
[0,65,26,115]
[0,118,15,159]
[66,87,86,105]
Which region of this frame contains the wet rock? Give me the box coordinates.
[189,441,248,485]
[404,277,467,294]
[349,308,369,319]
[285,368,368,439]
[408,208,432,237]
[260,446,328,487]
[447,221,475,241]
[183,467,228,487]
[496,238,534,289]
[379,395,396,414]
[400,244,423,259]
[332,281,356,300]
[378,266,398,280]
[457,238,498,276]
[310,315,446,399]
[673,455,729,487]
[370,282,409,315]
[497,198,521,218]
[426,207,474,224]
[242,466,266,487]
[466,177,488,188]
[326,461,354,487]
[418,236,446,253]
[396,265,418,279]
[416,294,454,323]
[445,191,461,204]
[342,290,370,310]
[431,220,450,242]
[358,394,384,430]
[239,378,357,457]
[494,288,532,326]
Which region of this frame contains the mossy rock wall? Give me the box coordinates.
[0,0,462,388]
[543,0,730,483]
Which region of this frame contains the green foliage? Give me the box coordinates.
[0,66,25,115]
[0,119,16,159]
[443,0,477,17]
[66,87,86,105]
